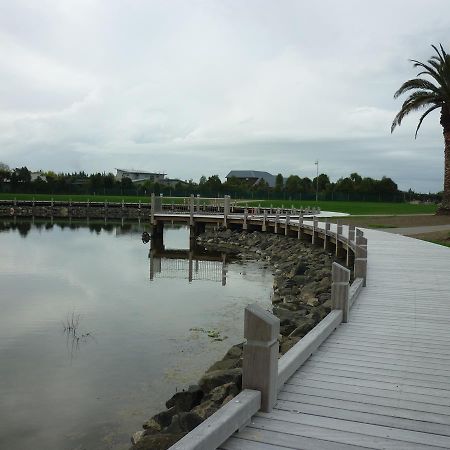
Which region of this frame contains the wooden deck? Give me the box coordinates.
[220,229,450,450]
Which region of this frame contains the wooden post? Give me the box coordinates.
[331,262,350,323]
[298,213,303,239]
[151,193,155,225]
[223,195,230,227]
[243,208,248,230]
[275,210,279,234]
[312,217,318,245]
[348,224,355,242]
[285,213,290,236]
[354,245,368,286]
[324,219,330,249]
[190,194,194,226]
[262,209,267,232]
[336,221,343,257]
[242,304,280,412]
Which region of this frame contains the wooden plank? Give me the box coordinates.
[170,390,261,450]
[256,410,450,447]
[289,373,450,398]
[274,400,450,437]
[276,391,450,425]
[281,384,450,416]
[247,417,444,449]
[221,429,365,450]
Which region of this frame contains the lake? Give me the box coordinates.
[0,219,273,450]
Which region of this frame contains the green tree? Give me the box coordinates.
[275,173,284,192]
[391,44,450,214]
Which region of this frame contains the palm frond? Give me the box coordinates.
[393,78,441,98]
[415,104,442,138]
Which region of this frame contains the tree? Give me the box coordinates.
[391,44,450,214]
[275,173,284,192]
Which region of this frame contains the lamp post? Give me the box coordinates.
[315,160,319,202]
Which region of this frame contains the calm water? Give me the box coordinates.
[0,219,273,450]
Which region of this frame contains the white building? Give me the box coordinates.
[115,169,166,183]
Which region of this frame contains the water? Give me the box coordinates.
[0,219,273,450]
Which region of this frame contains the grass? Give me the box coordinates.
[0,193,439,215]
[239,199,438,215]
[0,193,187,203]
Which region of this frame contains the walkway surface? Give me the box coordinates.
[384,224,450,235]
[220,228,450,449]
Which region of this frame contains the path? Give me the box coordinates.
[220,228,450,449]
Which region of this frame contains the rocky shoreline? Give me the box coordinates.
[130,228,348,450]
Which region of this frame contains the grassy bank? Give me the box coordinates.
[240,199,437,215]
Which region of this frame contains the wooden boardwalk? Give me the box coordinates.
[220,229,450,450]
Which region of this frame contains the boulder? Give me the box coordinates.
[132,433,187,450]
[198,368,242,393]
[166,385,203,412]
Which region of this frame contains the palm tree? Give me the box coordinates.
[391,44,450,214]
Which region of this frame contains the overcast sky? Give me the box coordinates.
[1,0,450,192]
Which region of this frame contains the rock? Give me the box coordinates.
[131,430,145,445]
[132,433,187,450]
[143,407,177,431]
[206,358,241,373]
[280,336,301,354]
[166,385,203,412]
[198,368,242,393]
[191,399,219,420]
[165,412,203,433]
[223,344,243,360]
[205,382,239,404]
[289,318,316,337]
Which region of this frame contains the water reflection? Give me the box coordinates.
[149,235,228,284]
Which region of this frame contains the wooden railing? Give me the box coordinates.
[170,220,367,450]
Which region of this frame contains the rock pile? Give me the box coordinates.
[130,229,346,450]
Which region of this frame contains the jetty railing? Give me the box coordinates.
[170,220,367,450]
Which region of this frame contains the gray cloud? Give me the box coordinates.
[0,0,449,192]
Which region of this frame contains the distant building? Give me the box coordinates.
[30,171,46,182]
[115,169,166,184]
[225,170,277,188]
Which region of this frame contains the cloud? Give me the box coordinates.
[0,0,449,192]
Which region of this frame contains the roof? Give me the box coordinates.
[116,169,166,175]
[226,170,277,187]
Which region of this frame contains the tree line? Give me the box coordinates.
[0,163,440,202]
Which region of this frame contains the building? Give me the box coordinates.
[115,169,166,184]
[225,170,277,188]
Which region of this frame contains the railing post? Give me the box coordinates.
[298,213,303,239]
[275,210,279,234]
[285,212,290,236]
[348,224,355,242]
[323,219,330,249]
[354,244,368,287]
[151,193,155,225]
[312,217,318,244]
[242,304,280,413]
[223,195,230,227]
[336,221,343,257]
[196,195,200,213]
[331,262,350,323]
[189,194,194,226]
[262,209,267,232]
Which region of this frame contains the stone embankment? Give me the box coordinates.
[131,228,346,450]
[0,202,149,219]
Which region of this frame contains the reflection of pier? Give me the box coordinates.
[149,238,227,284]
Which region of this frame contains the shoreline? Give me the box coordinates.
[130,228,348,450]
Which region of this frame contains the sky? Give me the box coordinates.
[1,0,450,192]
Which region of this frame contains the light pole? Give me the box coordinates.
[315,160,319,202]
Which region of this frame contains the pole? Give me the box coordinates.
[315,160,319,202]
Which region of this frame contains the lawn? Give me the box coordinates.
[0,193,439,215]
[239,199,437,215]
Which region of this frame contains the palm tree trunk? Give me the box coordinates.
[437,109,450,214]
